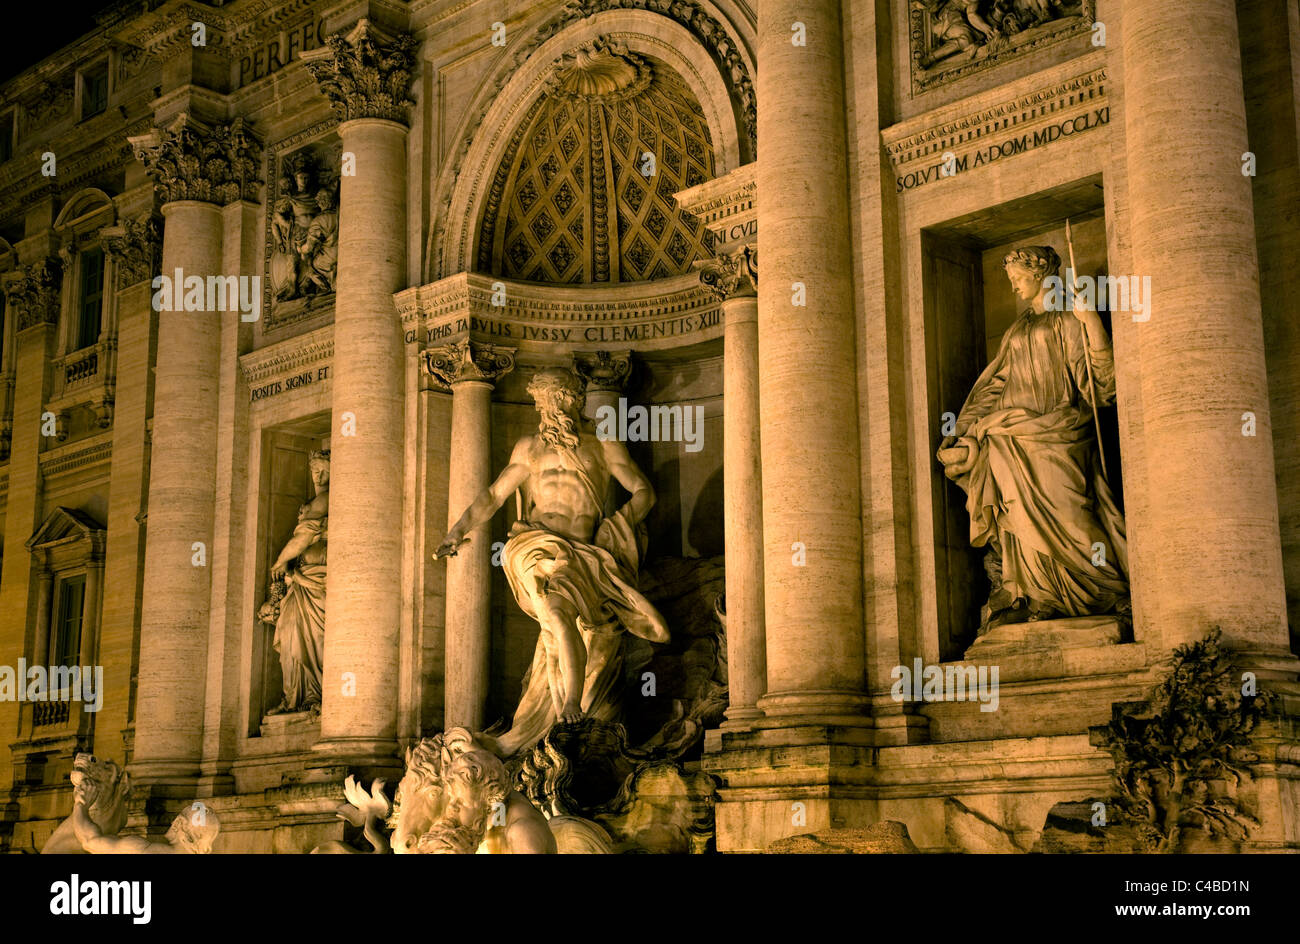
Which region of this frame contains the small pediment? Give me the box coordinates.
[26,506,104,551]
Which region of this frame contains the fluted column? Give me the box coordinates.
[1122,1,1290,656]
[756,0,866,719]
[303,19,417,767]
[426,339,515,730]
[127,115,259,782]
[702,249,766,723]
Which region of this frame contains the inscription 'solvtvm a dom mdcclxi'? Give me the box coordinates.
[0,0,1296,858]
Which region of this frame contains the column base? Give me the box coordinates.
[126,760,203,788]
[756,689,872,726]
[702,722,878,853]
[720,705,764,731]
[309,736,402,782]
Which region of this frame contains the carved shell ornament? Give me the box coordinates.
[546,39,653,103]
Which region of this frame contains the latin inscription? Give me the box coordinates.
[424,310,722,345]
[250,365,331,402]
[237,18,324,88]
[895,107,1110,193]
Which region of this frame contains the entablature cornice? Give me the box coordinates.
[675,161,755,251]
[395,270,721,354]
[239,321,334,387]
[883,51,1107,175]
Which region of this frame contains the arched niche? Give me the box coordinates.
[431,7,751,282]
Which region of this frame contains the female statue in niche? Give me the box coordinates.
[259,449,330,714]
[937,245,1129,636]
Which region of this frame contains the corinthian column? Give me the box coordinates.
[303,19,417,769]
[1121,1,1290,657]
[701,249,766,723]
[128,115,260,782]
[426,339,515,730]
[573,350,632,423]
[756,0,866,719]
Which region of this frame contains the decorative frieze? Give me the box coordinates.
[423,338,516,388]
[5,258,63,332]
[883,63,1107,193]
[129,113,263,206]
[238,323,334,403]
[301,19,417,126]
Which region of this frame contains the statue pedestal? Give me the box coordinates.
[964,615,1124,661]
[259,709,319,740]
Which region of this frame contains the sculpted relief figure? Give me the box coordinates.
[259,449,329,715]
[270,152,338,302]
[434,367,670,756]
[937,245,1129,636]
[916,0,1086,69]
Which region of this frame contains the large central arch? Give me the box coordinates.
[429,6,753,283]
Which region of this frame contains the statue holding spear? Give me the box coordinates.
[937,238,1130,636]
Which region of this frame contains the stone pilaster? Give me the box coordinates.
[701,249,766,724]
[0,258,62,677]
[1121,1,1291,661]
[95,235,157,773]
[127,114,260,784]
[755,0,866,719]
[426,338,515,730]
[303,19,415,770]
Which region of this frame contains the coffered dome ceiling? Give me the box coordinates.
[476,40,717,284]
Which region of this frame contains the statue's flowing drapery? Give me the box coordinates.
[496,507,668,752]
[951,306,1128,621]
[274,516,327,708]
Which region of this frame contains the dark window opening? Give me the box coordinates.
[81,67,108,120]
[0,111,14,163]
[53,574,85,669]
[77,247,103,349]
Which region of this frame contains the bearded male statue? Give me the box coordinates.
[434,367,669,757]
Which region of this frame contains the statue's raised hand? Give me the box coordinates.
[432,533,469,560]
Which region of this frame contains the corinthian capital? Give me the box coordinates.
[303,19,417,126]
[572,350,632,394]
[423,338,515,388]
[129,114,262,206]
[698,245,757,301]
[5,257,63,332]
[101,216,161,288]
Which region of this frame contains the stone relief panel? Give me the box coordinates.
[262,128,341,331]
[908,0,1094,94]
